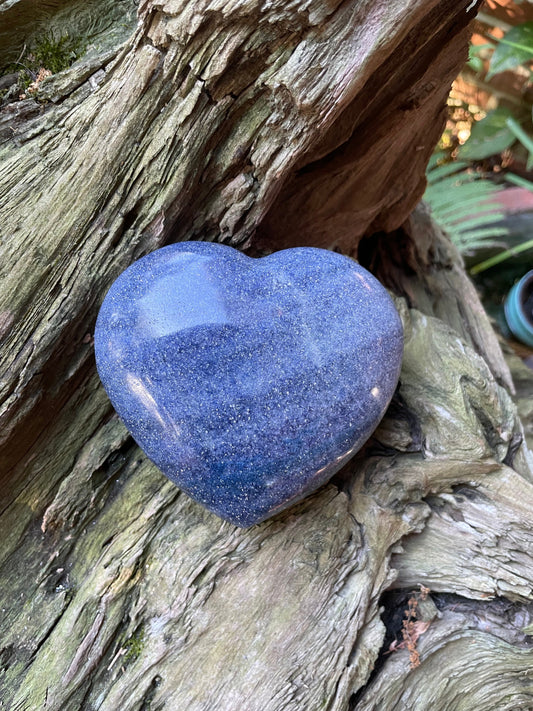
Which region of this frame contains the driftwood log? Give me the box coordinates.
[2,0,533,709]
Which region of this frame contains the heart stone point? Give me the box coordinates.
[94,242,403,527]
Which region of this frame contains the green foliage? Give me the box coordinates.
[469,172,533,274]
[31,33,85,75]
[467,44,491,73]
[470,236,533,275]
[457,107,516,160]
[458,20,533,162]
[123,627,145,664]
[1,32,85,97]
[424,154,509,257]
[505,116,533,169]
[436,13,533,275]
[487,21,533,78]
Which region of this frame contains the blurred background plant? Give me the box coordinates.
[424,0,533,340]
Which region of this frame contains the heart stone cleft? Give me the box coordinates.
[94,242,403,527]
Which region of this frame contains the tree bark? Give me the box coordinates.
[3,1,533,710]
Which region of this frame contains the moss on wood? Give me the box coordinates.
[2,0,533,709]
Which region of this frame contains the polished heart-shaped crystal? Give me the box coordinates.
[94,242,403,526]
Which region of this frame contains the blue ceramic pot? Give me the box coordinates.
[504,270,533,347]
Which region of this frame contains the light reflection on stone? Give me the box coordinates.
[95,242,403,527]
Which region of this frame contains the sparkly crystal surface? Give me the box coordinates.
[94,242,403,526]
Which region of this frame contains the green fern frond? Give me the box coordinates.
[447,213,508,232]
[426,161,471,183]
[424,152,509,257]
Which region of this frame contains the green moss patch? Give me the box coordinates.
[1,32,86,98]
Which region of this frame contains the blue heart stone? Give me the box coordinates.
[94,242,403,527]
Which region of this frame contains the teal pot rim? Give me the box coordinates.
[504,270,533,348]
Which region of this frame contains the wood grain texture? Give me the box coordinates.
[0,0,481,508]
[356,602,533,710]
[3,0,533,709]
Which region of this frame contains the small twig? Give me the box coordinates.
[15,43,27,64]
[476,11,512,32]
[11,61,37,80]
[459,69,529,109]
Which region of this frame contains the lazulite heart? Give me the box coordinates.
[94,242,403,527]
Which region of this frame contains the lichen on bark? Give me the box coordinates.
[2,0,533,709]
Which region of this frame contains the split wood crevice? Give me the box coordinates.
[1,0,533,709]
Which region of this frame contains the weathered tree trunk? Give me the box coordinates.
[2,1,533,709]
